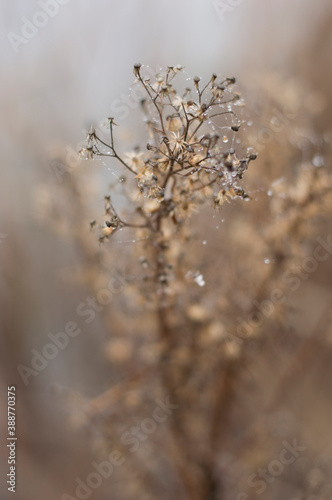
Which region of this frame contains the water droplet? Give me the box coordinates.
[312,155,324,168]
[264,258,271,264]
[222,136,229,143]
[247,121,253,127]
[202,240,207,245]
[267,189,273,196]
[194,274,206,287]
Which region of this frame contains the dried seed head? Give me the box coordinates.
[85,65,256,246]
[193,76,200,90]
[133,63,142,77]
[107,117,119,127]
[225,155,233,168]
[102,225,114,237]
[161,85,169,95]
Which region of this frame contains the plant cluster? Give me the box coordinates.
[80,64,256,245]
[34,66,332,500]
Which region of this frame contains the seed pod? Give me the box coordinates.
[133,63,142,77]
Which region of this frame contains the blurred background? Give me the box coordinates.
[1,1,332,499]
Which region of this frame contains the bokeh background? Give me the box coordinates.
[1,1,332,499]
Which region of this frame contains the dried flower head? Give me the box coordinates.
[81,65,256,243]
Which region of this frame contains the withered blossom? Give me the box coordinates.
[80,65,256,243]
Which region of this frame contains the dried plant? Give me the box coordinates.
[80,64,255,240]
[75,64,258,499]
[34,65,332,500]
